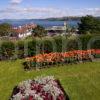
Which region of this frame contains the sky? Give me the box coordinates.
[0,0,100,19]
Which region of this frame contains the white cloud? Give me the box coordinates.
[0,7,63,15]
[10,0,22,5]
[74,8,100,17]
[0,6,100,19]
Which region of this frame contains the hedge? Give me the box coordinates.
[0,35,100,60]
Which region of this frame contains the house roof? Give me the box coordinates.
[12,24,37,34]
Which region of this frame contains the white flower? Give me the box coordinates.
[12,93,22,100]
[11,76,64,100]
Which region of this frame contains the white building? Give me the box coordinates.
[45,22,68,36]
[12,24,37,39]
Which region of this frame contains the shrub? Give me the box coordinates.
[0,41,15,60]
[28,40,37,57]
[0,35,100,61]
[67,39,79,51]
[17,41,25,58]
[43,39,54,53]
[79,34,92,50]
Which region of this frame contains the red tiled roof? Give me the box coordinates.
[12,24,37,34]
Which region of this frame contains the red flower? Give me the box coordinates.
[29,95,33,100]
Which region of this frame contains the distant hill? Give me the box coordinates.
[45,16,81,21]
[45,16,100,21]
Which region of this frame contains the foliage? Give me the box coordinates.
[28,39,38,56]
[0,41,15,60]
[32,25,47,37]
[43,39,54,53]
[17,41,25,58]
[0,35,100,60]
[79,34,92,50]
[78,15,100,34]
[0,23,12,36]
[67,39,79,51]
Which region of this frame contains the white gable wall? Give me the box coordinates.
[18,31,32,39]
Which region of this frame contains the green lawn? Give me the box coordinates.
[0,60,100,100]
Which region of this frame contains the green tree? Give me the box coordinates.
[78,15,100,34]
[32,25,47,37]
[0,23,12,36]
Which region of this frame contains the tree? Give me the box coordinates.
[32,25,47,37]
[78,15,100,34]
[0,23,12,36]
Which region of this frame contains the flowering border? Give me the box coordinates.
[24,49,100,69]
[10,76,69,100]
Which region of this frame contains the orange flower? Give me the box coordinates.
[25,49,99,64]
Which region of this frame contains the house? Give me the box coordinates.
[12,23,37,39]
[45,22,68,36]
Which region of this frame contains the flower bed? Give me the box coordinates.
[23,49,100,69]
[94,49,100,58]
[10,76,69,100]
